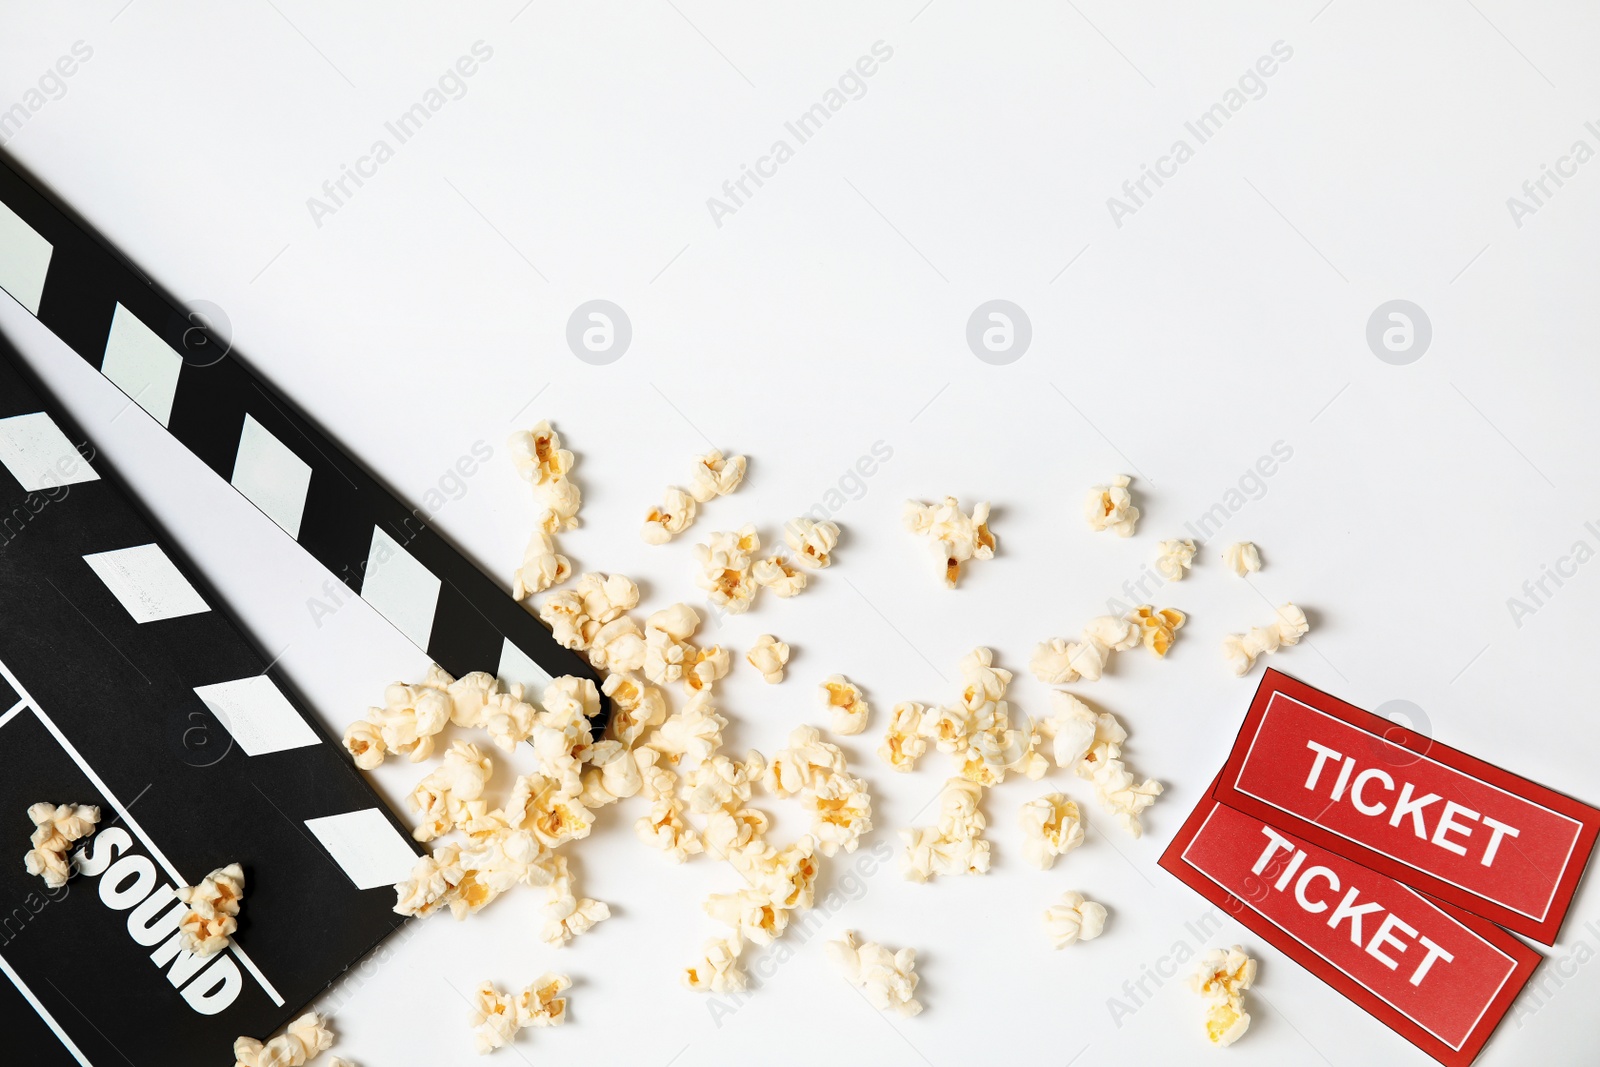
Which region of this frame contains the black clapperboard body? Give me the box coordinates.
[0,150,603,1064]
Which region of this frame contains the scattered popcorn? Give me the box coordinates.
[694,526,759,614]
[752,554,807,596]
[902,496,996,587]
[512,530,571,599]
[1130,605,1186,657]
[704,888,789,946]
[820,674,869,735]
[642,487,697,545]
[901,778,990,881]
[1019,794,1084,870]
[23,802,99,889]
[233,1012,332,1067]
[471,976,569,1055]
[1155,538,1196,580]
[746,634,789,683]
[1042,692,1161,837]
[784,517,839,568]
[1191,946,1257,1047]
[827,931,922,1017]
[688,449,748,503]
[175,862,245,956]
[685,755,756,814]
[683,933,747,992]
[1043,890,1106,948]
[1030,615,1138,684]
[878,702,927,772]
[1085,474,1139,537]
[1224,541,1262,577]
[1221,603,1309,677]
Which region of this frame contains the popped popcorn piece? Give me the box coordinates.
[820,674,869,736]
[752,554,807,596]
[683,644,732,696]
[1222,603,1309,677]
[649,692,728,764]
[1191,946,1257,1047]
[233,1012,333,1067]
[704,888,789,946]
[827,931,922,1017]
[688,449,748,503]
[637,793,703,863]
[1019,794,1084,870]
[602,673,667,748]
[1129,605,1186,657]
[746,634,789,684]
[683,933,747,992]
[730,836,819,910]
[393,846,466,918]
[1224,541,1262,577]
[508,420,573,488]
[900,778,990,881]
[1204,998,1252,1048]
[1030,615,1139,684]
[515,973,571,1028]
[353,680,452,764]
[533,478,582,534]
[342,720,387,770]
[1192,944,1257,1000]
[1043,890,1107,948]
[703,807,770,861]
[470,983,519,1055]
[23,802,99,889]
[539,572,639,651]
[1085,474,1139,536]
[445,670,501,729]
[540,853,610,945]
[902,496,996,587]
[175,862,245,956]
[505,772,594,850]
[642,487,697,545]
[578,740,643,807]
[685,755,756,814]
[784,517,839,568]
[512,530,571,599]
[805,773,873,857]
[694,526,759,614]
[764,725,847,797]
[408,741,494,842]
[878,701,927,772]
[1155,538,1196,581]
[587,615,645,673]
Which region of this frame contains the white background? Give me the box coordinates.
[3,2,1599,1065]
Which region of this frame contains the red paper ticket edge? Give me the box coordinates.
[1213,669,1600,945]
[1158,782,1541,1067]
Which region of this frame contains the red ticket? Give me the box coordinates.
[1159,785,1541,1067]
[1214,670,1599,945]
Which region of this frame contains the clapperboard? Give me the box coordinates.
[0,149,602,1064]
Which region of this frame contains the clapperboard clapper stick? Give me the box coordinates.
[0,338,420,1065]
[0,150,605,725]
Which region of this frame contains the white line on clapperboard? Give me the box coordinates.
[0,659,285,1016]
